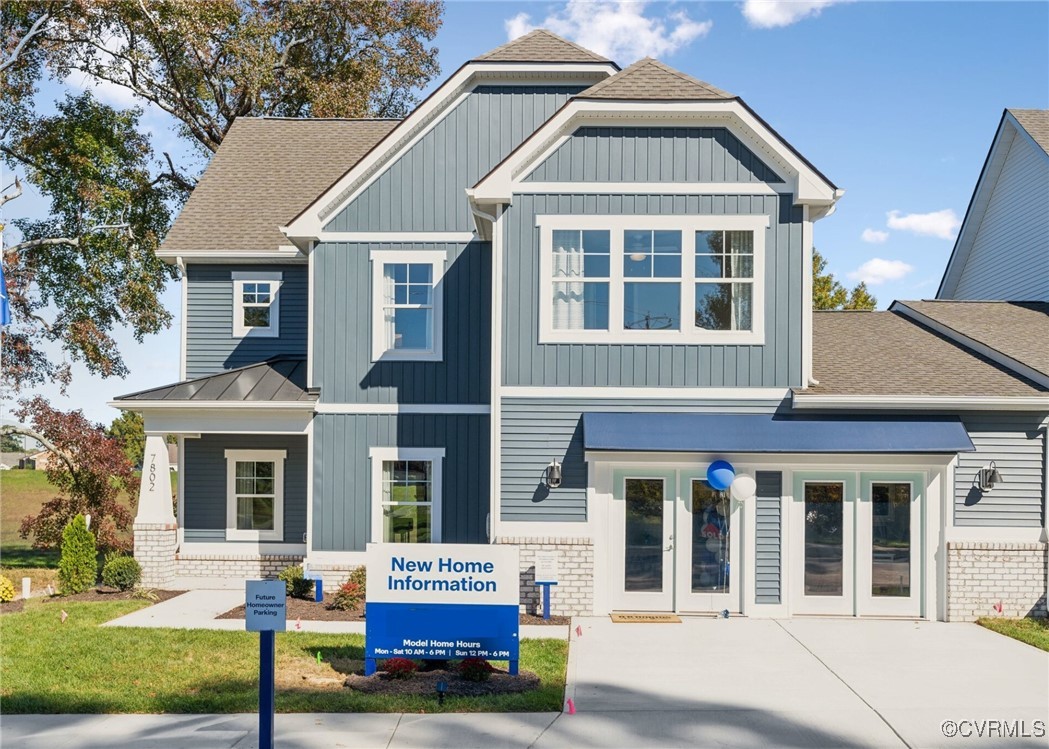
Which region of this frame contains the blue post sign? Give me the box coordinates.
[246,580,286,749]
[365,543,520,676]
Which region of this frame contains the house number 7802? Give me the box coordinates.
[149,454,156,491]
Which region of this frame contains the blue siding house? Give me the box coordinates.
[115,32,1048,622]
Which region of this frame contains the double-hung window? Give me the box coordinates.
[539,215,767,345]
[232,271,281,337]
[369,447,444,543]
[370,250,445,361]
[225,449,286,541]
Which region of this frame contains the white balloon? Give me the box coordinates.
[730,474,757,501]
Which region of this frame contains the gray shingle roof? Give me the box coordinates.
[161,118,398,253]
[576,57,734,101]
[116,358,315,403]
[473,30,611,64]
[897,300,1049,377]
[1009,108,1049,155]
[800,311,1048,398]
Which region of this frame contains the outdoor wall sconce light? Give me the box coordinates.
[546,460,562,489]
[978,461,1004,492]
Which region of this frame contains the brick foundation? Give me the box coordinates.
[133,523,178,588]
[174,554,304,580]
[494,536,594,616]
[947,541,1048,621]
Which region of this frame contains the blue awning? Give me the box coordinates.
[582,413,975,454]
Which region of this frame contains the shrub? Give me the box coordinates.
[58,514,97,594]
[382,658,418,680]
[102,555,142,591]
[347,565,367,593]
[457,657,494,682]
[328,581,364,611]
[130,587,159,602]
[0,575,15,603]
[278,565,313,599]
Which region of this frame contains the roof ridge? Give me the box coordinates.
[575,56,734,100]
[473,28,611,63]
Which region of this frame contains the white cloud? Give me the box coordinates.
[505,1,712,63]
[848,258,914,285]
[886,209,961,240]
[861,228,889,244]
[742,1,846,29]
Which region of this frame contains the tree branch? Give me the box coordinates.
[0,12,50,74]
[0,425,78,478]
[0,177,22,208]
[5,237,80,254]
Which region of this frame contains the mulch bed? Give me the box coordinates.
[0,599,26,615]
[344,667,540,696]
[217,595,571,626]
[39,589,186,605]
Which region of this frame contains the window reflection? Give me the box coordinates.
[872,483,911,597]
[804,482,844,596]
[692,481,730,593]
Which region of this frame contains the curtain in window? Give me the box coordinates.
[552,237,585,330]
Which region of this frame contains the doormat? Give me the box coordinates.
[610,613,682,623]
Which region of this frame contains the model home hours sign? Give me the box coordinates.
[364,543,521,675]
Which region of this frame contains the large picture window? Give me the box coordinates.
[225,449,286,541]
[538,215,767,345]
[370,250,445,361]
[369,447,444,543]
[232,272,281,338]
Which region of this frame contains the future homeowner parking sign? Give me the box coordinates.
[365,543,520,671]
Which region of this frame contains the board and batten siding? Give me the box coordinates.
[500,398,785,522]
[953,134,1049,301]
[312,413,489,551]
[525,127,785,184]
[185,264,307,379]
[312,241,490,404]
[502,193,805,388]
[955,413,1047,527]
[183,434,307,544]
[324,85,584,233]
[754,471,783,605]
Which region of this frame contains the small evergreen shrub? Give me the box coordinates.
[0,575,15,603]
[457,657,495,682]
[58,515,97,594]
[328,581,364,611]
[382,658,418,679]
[102,555,142,591]
[278,564,313,599]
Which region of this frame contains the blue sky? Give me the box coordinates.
[7,0,1048,425]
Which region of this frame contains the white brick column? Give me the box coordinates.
[133,434,177,588]
[946,541,1049,621]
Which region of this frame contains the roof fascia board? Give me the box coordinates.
[937,111,1016,297]
[470,100,839,208]
[108,400,316,410]
[281,61,618,242]
[156,248,306,264]
[891,301,1049,388]
[791,394,1049,411]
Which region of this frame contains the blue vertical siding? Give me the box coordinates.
[754,471,782,604]
[502,193,804,388]
[183,434,308,544]
[312,413,490,551]
[185,264,307,378]
[525,127,785,183]
[312,241,490,404]
[324,85,584,233]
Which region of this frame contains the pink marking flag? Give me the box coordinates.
[566,698,576,714]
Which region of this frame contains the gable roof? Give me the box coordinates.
[473,29,613,64]
[893,300,1049,379]
[1009,108,1049,155]
[114,357,315,404]
[160,118,398,255]
[798,311,1049,401]
[576,57,734,101]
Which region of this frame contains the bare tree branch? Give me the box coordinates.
[0,12,50,74]
[4,237,80,254]
[0,177,22,208]
[0,424,78,478]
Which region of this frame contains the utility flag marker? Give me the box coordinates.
[317,651,322,664]
[566,698,576,714]
[295,618,302,630]
[575,625,582,637]
[60,610,68,623]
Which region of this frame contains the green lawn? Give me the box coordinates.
[977,617,1049,652]
[0,600,568,713]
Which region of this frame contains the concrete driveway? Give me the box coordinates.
[539,616,1049,748]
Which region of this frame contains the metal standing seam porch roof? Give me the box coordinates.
[114,358,315,404]
[582,413,976,454]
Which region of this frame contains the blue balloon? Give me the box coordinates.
[707,460,735,491]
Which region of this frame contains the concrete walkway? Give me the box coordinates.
[5,614,1046,748]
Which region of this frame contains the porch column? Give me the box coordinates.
[133,433,177,588]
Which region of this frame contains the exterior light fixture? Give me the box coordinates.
[978,461,1003,492]
[546,460,562,489]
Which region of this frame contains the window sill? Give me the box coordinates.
[232,328,280,339]
[371,350,444,363]
[226,529,284,542]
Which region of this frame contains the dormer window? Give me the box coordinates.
[538,215,767,345]
[232,271,281,338]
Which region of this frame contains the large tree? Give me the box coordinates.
[812,249,877,311]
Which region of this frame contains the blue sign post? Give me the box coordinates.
[246,580,286,749]
[365,544,521,676]
[533,551,559,621]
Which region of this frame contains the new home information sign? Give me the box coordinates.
[364,543,520,674]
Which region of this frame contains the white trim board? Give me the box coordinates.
[110,400,316,411]
[501,386,789,400]
[158,249,306,263]
[515,182,782,196]
[314,232,477,244]
[314,403,490,415]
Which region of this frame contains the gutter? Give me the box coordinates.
[791,394,1049,412]
[108,400,318,411]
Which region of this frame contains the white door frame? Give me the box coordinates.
[676,469,743,613]
[790,472,857,616]
[856,472,924,618]
[609,467,676,611]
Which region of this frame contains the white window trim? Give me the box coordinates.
[232,271,282,338]
[536,214,768,345]
[369,250,446,362]
[224,449,286,541]
[369,447,445,544]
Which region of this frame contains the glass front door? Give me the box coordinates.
[676,478,739,612]
[612,474,675,611]
[793,480,854,615]
[857,478,922,617]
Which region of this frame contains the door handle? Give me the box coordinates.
[664,544,674,552]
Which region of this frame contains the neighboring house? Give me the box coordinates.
[113,31,1047,621]
[28,450,57,471]
[938,109,1049,301]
